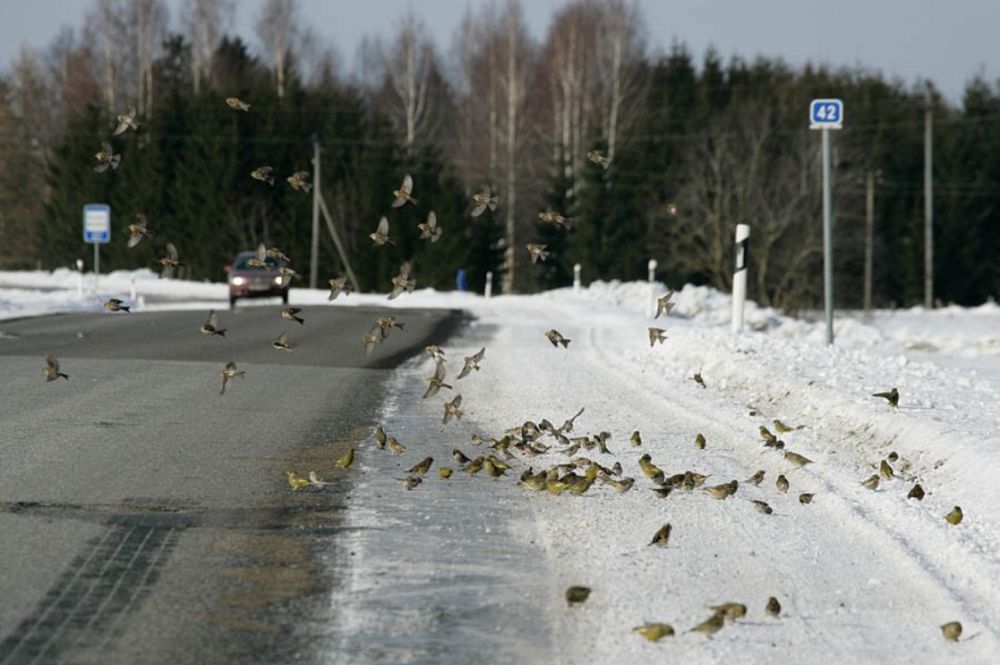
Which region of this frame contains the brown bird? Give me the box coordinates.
[785,451,813,467]
[655,291,675,318]
[798,493,814,505]
[565,586,591,606]
[388,262,416,300]
[158,242,184,278]
[328,276,351,301]
[408,457,434,476]
[776,474,789,493]
[425,345,446,363]
[629,431,642,447]
[93,142,121,173]
[417,211,442,242]
[908,483,925,500]
[760,425,777,444]
[113,108,139,135]
[388,437,406,454]
[873,387,899,408]
[277,266,298,288]
[104,298,130,313]
[423,361,452,398]
[392,174,416,207]
[470,186,499,217]
[443,395,463,425]
[766,597,781,617]
[650,523,672,547]
[538,210,571,228]
[751,499,773,515]
[200,310,226,337]
[526,244,550,264]
[690,612,725,636]
[692,372,706,388]
[545,329,571,348]
[704,480,738,499]
[375,315,405,339]
[272,331,296,352]
[401,476,422,490]
[861,474,880,490]
[710,603,747,621]
[43,355,69,382]
[287,170,311,192]
[225,96,250,111]
[127,214,154,248]
[940,621,962,642]
[250,166,275,185]
[587,149,610,169]
[746,470,765,486]
[648,327,667,347]
[219,361,245,395]
[457,348,485,379]
[694,433,706,449]
[281,307,304,325]
[369,216,394,246]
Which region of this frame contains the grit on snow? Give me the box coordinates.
[2,269,999,663]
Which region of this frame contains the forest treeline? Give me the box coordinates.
[0,0,997,306]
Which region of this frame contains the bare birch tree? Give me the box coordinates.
[255,0,299,99]
[183,0,233,93]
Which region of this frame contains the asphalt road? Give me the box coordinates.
[0,305,465,665]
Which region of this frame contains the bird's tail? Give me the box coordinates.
[58,373,69,380]
[561,339,571,348]
[293,315,304,325]
[122,306,131,313]
[214,329,226,337]
[110,155,121,170]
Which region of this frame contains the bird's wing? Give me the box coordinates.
[166,242,178,260]
[471,203,486,217]
[472,347,485,362]
[46,355,59,371]
[433,361,447,381]
[113,121,128,136]
[453,395,462,408]
[206,310,217,327]
[275,331,288,345]
[256,243,266,262]
[101,142,113,154]
[426,211,437,230]
[456,364,471,380]
[376,216,389,236]
[401,174,413,195]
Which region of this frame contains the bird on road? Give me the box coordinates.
[272,331,295,351]
[328,276,351,301]
[281,307,304,325]
[392,174,417,208]
[457,348,485,379]
[388,437,406,454]
[250,166,275,185]
[417,211,441,242]
[443,395,463,424]
[127,214,154,248]
[200,310,226,337]
[470,186,498,217]
[335,448,354,469]
[287,471,309,490]
[545,329,571,348]
[873,387,899,408]
[219,361,245,395]
[308,471,329,488]
[43,355,69,381]
[104,298,130,313]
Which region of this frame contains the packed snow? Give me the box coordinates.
[2,269,998,663]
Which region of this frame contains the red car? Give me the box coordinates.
[226,251,289,308]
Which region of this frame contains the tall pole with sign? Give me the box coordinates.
[809,99,843,345]
[83,204,111,293]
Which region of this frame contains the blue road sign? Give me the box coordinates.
[83,203,111,243]
[809,99,844,130]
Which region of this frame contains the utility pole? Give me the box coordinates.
[864,170,875,315]
[924,83,934,308]
[310,137,321,289]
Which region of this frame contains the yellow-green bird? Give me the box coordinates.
[287,470,309,491]
[703,480,738,499]
[690,612,725,636]
[945,506,963,525]
[879,459,894,479]
[335,448,355,469]
[785,451,813,467]
[388,437,406,454]
[633,623,674,641]
[694,433,706,449]
[799,493,814,505]
[710,603,747,621]
[408,457,433,476]
[861,474,880,490]
[766,597,781,617]
[650,523,672,547]
[438,467,453,479]
[603,477,634,494]
[759,425,777,444]
[873,387,899,407]
[773,419,795,433]
[565,586,591,606]
[629,430,642,447]
[940,621,962,641]
[453,449,471,464]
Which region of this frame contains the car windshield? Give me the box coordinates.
[233,254,280,270]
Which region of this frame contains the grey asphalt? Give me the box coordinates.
[0,305,465,665]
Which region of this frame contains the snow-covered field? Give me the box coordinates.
[2,270,998,663]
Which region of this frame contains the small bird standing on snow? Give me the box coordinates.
[649,523,671,546]
[545,330,571,348]
[945,506,963,525]
[565,586,591,606]
[940,621,962,641]
[873,387,899,408]
[861,474,880,490]
[785,451,813,467]
[766,597,781,617]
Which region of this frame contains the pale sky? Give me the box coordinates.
[1,0,997,102]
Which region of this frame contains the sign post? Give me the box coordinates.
[809,99,843,345]
[731,224,750,333]
[83,204,111,293]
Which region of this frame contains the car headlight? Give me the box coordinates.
[231,276,247,286]
[273,276,284,285]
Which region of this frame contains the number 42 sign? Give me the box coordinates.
[810,99,844,130]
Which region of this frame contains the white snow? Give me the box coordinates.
[3,269,999,663]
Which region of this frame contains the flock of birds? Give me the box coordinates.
[40,94,967,647]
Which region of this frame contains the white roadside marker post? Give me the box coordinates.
[731,224,750,333]
[484,271,493,299]
[76,259,84,297]
[810,98,843,345]
[647,259,657,317]
[573,263,581,292]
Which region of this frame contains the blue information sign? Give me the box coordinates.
[809,99,844,129]
[83,203,111,243]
